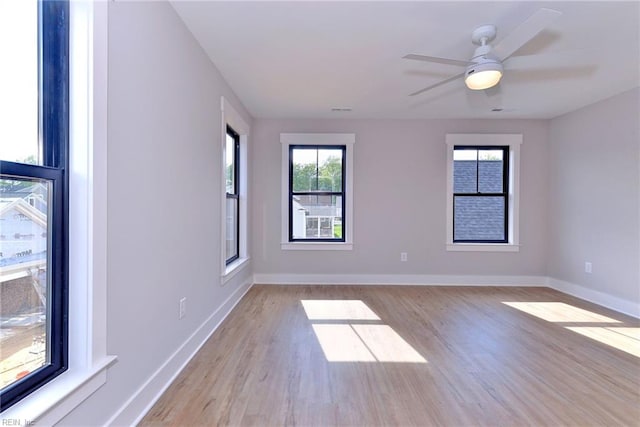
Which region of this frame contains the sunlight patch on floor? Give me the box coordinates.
[503,301,637,358]
[301,300,380,321]
[502,302,621,323]
[351,324,427,363]
[312,325,376,362]
[566,327,640,358]
[303,300,426,363]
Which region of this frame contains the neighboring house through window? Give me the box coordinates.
[0,0,69,410]
[446,134,521,252]
[281,133,354,250]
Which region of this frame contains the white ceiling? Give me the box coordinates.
[171,1,640,120]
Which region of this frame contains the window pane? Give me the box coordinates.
[225,197,238,261]
[0,177,51,391]
[292,195,343,239]
[225,133,235,194]
[453,149,477,193]
[292,147,343,192]
[454,196,505,241]
[318,149,342,192]
[292,148,318,192]
[0,0,39,164]
[478,150,504,193]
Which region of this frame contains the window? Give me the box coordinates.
[446,134,521,252]
[290,145,345,242]
[281,133,354,250]
[0,0,69,411]
[453,146,509,242]
[225,125,240,264]
[220,96,250,282]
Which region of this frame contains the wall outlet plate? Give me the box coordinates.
[179,297,187,319]
[585,262,592,274]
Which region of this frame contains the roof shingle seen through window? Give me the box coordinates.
[453,160,506,241]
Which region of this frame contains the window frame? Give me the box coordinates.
[452,145,510,244]
[225,125,240,265]
[288,144,346,243]
[220,96,250,284]
[445,134,522,252]
[280,133,355,251]
[1,2,115,422]
[0,0,69,411]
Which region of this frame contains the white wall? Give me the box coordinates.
[59,2,252,425]
[43,2,637,423]
[252,119,549,281]
[548,88,640,307]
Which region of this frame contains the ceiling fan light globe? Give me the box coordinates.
[464,61,504,90]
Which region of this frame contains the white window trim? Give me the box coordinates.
[3,2,116,423]
[445,133,522,252]
[281,133,355,251]
[220,96,250,283]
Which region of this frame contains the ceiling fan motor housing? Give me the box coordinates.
[466,57,503,76]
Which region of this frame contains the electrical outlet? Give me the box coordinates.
[401,252,408,262]
[179,297,187,319]
[585,262,592,274]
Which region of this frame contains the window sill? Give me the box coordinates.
[446,243,520,252]
[281,242,353,251]
[222,257,250,285]
[2,356,117,425]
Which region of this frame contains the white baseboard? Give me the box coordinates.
[254,274,639,319]
[253,273,547,287]
[106,279,253,427]
[547,277,640,319]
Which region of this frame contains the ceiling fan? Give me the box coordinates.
[404,8,562,96]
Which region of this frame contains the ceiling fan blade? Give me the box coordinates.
[403,54,471,67]
[493,8,562,61]
[505,49,599,70]
[409,71,465,96]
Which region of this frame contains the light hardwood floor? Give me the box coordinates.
[140,285,640,426]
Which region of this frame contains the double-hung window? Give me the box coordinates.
[290,145,345,242]
[0,0,69,410]
[453,146,509,242]
[225,125,240,264]
[220,96,249,280]
[446,134,521,252]
[281,133,354,250]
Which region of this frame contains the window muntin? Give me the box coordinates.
[0,0,68,411]
[453,146,508,243]
[225,125,239,264]
[289,146,345,242]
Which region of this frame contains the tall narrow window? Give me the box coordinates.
[0,0,69,411]
[453,146,509,242]
[289,145,345,242]
[225,125,240,264]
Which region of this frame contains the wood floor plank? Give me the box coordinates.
[140,285,640,426]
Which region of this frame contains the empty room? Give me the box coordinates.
[0,1,638,426]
